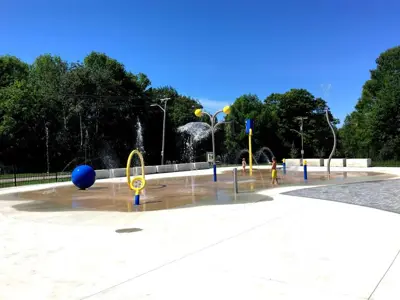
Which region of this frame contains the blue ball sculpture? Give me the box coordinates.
[71,165,96,190]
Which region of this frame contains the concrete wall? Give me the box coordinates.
[305,159,324,167]
[192,162,209,170]
[95,169,110,179]
[156,165,175,173]
[145,166,157,174]
[95,162,210,179]
[129,166,158,176]
[195,162,208,169]
[324,159,346,167]
[285,158,371,168]
[285,159,302,167]
[174,163,192,172]
[111,168,126,178]
[346,158,372,168]
[286,158,324,167]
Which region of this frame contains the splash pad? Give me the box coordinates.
[7,168,389,213]
[1,120,393,213]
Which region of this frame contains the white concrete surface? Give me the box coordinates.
[1,166,400,299]
[369,250,400,300]
[284,165,400,176]
[94,169,110,179]
[346,158,372,168]
[174,163,192,172]
[144,166,157,175]
[192,162,209,170]
[286,158,372,168]
[325,158,347,167]
[155,164,174,173]
[95,162,210,179]
[305,158,324,166]
[285,159,302,167]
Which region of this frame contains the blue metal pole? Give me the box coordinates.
[134,193,140,205]
[211,116,217,182]
[283,159,286,175]
[303,160,308,181]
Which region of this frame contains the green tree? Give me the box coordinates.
[224,94,265,162]
[340,46,400,160]
[264,89,337,159]
[148,86,201,163]
[0,56,29,88]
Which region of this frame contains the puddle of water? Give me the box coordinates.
[1,170,390,213]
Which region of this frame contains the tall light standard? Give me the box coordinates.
[151,97,171,165]
[194,105,231,182]
[293,116,308,165]
[325,106,337,175]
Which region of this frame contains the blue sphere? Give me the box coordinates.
[71,165,96,190]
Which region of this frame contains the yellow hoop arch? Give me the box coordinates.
[126,149,146,194]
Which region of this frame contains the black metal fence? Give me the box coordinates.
[0,171,71,189]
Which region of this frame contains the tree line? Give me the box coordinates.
[0,52,203,172]
[339,46,400,161]
[0,46,398,172]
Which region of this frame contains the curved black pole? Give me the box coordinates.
[325,108,337,175]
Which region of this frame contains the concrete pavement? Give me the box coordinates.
[1,166,400,299]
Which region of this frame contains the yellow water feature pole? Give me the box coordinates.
[126,149,146,206]
[249,128,253,176]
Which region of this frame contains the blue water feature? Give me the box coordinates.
[72,165,96,190]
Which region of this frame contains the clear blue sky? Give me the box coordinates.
[1,0,399,124]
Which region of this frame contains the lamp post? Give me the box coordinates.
[151,97,171,165]
[293,116,308,165]
[194,105,231,182]
[325,107,337,175]
[45,121,50,174]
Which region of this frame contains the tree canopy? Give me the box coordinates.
[0,52,201,172]
[1,46,399,172]
[339,46,400,161]
[223,90,337,163]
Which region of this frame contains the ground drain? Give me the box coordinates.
[115,228,142,233]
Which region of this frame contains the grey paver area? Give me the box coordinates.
[284,179,400,214]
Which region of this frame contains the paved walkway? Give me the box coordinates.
[285,178,400,214]
[1,167,400,299]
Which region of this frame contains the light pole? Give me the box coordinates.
[294,116,308,165]
[194,105,231,182]
[151,97,171,165]
[45,121,50,174]
[325,107,337,175]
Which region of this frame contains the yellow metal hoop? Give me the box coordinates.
[126,149,146,194]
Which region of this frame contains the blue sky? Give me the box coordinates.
[1,0,399,124]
